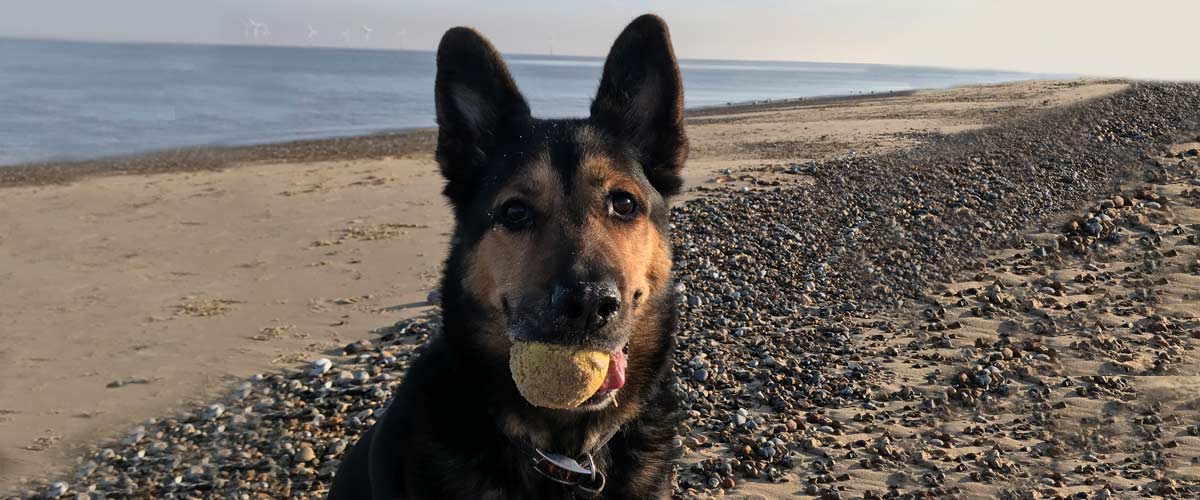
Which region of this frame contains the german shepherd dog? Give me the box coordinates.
[327,14,687,500]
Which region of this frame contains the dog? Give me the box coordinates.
[328,14,687,500]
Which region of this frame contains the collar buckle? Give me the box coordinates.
[531,449,607,498]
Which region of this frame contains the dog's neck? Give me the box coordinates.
[494,407,622,456]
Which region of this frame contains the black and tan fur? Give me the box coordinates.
[328,14,687,500]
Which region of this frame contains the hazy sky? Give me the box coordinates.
[1,0,1196,80]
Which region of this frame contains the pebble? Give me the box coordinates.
[44,482,69,498]
[344,339,374,354]
[295,444,317,463]
[201,403,224,421]
[308,358,333,377]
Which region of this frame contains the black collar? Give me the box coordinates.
[497,414,623,499]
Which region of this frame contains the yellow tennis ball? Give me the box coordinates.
[509,342,610,409]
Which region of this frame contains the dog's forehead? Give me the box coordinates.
[544,121,631,183]
[493,121,636,198]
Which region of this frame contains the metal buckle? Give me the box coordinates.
[531,450,606,497]
[533,450,591,484]
[575,468,606,498]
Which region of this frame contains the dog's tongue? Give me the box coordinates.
[597,349,626,393]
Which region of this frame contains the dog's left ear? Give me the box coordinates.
[590,14,688,197]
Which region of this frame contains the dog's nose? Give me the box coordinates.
[552,281,621,332]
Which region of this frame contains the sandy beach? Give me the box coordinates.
[9,78,1200,499]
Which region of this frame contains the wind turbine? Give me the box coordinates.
[396,28,407,50]
[362,24,373,43]
[307,24,319,42]
[341,29,352,45]
[246,19,265,40]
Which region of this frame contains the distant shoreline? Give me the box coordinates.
[0,84,1020,189]
[0,128,439,188]
[685,88,919,117]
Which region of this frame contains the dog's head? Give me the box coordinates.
[435,15,685,411]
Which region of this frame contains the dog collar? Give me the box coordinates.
[498,417,622,499]
[529,448,606,498]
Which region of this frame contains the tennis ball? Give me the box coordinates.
[509,342,610,409]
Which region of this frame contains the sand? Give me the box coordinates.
[0,79,1128,494]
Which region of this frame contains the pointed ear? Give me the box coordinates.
[590,15,688,197]
[435,27,530,202]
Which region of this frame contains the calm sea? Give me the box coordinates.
[0,38,1053,166]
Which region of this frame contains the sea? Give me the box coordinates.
[0,38,1057,166]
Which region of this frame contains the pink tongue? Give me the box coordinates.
[598,349,627,393]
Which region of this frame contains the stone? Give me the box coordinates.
[201,404,224,421]
[44,482,69,498]
[295,444,317,463]
[308,358,333,377]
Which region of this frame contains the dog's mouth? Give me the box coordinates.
[503,300,633,410]
[598,344,628,393]
[578,344,628,408]
[506,333,630,411]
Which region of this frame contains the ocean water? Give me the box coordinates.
[0,38,1051,166]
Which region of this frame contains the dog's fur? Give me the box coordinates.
[328,14,687,500]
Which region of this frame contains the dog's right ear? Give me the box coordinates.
[435,27,530,203]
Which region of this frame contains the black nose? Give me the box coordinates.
[552,281,621,332]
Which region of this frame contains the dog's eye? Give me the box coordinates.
[610,192,638,219]
[497,200,533,230]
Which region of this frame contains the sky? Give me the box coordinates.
[1,0,1196,80]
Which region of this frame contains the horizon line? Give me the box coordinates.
[0,34,1068,78]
